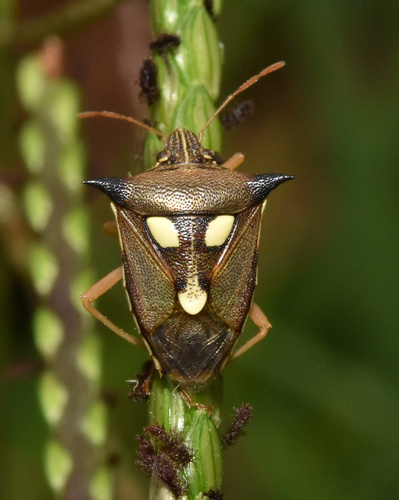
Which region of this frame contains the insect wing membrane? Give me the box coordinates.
[210,203,264,332]
[114,205,176,333]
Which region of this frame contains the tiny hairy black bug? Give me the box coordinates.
[149,33,181,54]
[222,403,254,448]
[221,100,255,129]
[203,489,225,500]
[138,58,159,105]
[81,62,294,393]
[137,425,192,496]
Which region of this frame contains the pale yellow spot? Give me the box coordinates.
[83,401,107,446]
[62,206,90,255]
[23,182,53,231]
[90,466,113,500]
[45,440,72,492]
[147,216,179,247]
[205,215,235,246]
[33,308,64,360]
[29,244,58,296]
[178,275,207,315]
[77,336,102,383]
[39,371,68,425]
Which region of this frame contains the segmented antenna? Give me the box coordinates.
[77,111,166,142]
[77,61,285,145]
[198,61,285,143]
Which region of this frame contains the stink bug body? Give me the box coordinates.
[81,62,294,392]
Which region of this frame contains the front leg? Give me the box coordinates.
[81,266,144,349]
[229,302,272,361]
[223,152,244,170]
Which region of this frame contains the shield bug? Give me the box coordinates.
[81,62,294,392]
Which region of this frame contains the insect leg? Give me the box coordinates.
[223,152,245,170]
[81,266,145,348]
[128,360,155,401]
[229,302,271,361]
[180,389,212,415]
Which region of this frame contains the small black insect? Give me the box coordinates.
[203,488,225,500]
[204,0,216,19]
[138,58,159,105]
[137,425,192,496]
[144,424,193,465]
[150,33,181,54]
[222,403,254,448]
[221,100,255,129]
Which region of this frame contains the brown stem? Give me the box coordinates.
[0,0,128,48]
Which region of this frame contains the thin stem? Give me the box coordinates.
[142,0,225,498]
[17,39,110,499]
[0,0,127,48]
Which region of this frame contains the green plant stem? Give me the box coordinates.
[144,1,225,498]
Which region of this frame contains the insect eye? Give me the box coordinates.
[205,215,235,246]
[146,217,179,248]
[201,148,214,161]
[156,150,171,163]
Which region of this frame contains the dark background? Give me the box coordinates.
[1,0,398,498]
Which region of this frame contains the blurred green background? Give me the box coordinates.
[1,0,398,499]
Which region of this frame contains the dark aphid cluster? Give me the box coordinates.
[150,33,181,54]
[137,438,185,497]
[221,100,255,129]
[138,58,159,105]
[203,488,226,500]
[204,0,217,19]
[145,424,193,465]
[137,424,193,497]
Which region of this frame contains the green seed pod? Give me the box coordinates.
[149,373,188,433]
[142,130,165,172]
[150,0,199,34]
[172,84,222,151]
[179,7,223,101]
[151,53,186,132]
[184,411,223,496]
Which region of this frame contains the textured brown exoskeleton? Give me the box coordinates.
[81,62,294,392]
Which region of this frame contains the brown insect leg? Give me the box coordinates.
[81,266,144,348]
[223,152,245,170]
[180,389,212,415]
[229,302,272,361]
[128,360,155,401]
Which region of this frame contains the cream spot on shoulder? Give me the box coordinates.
[205,215,235,247]
[146,216,179,247]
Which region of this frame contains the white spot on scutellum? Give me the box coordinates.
[146,216,179,248]
[205,215,234,246]
[178,275,207,315]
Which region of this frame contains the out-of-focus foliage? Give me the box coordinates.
[0,1,398,499]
